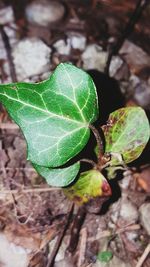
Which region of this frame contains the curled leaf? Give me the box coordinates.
[64,169,111,205]
[102,107,150,163]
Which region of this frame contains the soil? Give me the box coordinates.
[0,1,150,267]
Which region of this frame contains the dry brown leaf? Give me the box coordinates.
[39,225,59,250]
[4,223,41,250]
[4,222,59,252]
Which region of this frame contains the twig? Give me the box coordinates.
[80,158,97,168]
[89,124,104,164]
[135,243,150,267]
[88,230,111,242]
[0,195,23,208]
[77,227,87,267]
[29,226,59,266]
[10,0,27,21]
[0,167,34,172]
[105,0,149,75]
[0,26,17,82]
[67,206,86,253]
[0,167,35,171]
[88,224,140,242]
[15,209,34,225]
[46,203,74,267]
[0,187,61,195]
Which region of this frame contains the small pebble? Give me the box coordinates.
[120,199,138,222]
[109,56,123,77]
[25,0,65,26]
[68,32,86,50]
[81,44,108,72]
[139,203,150,235]
[0,6,14,25]
[0,233,28,267]
[120,40,150,74]
[12,38,51,80]
[53,39,71,55]
[128,75,150,109]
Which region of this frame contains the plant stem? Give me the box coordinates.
[89,124,104,164]
[80,158,97,168]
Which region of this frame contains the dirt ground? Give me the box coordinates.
[0,1,150,267]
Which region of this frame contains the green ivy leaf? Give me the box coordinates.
[33,162,80,187]
[0,63,98,167]
[97,251,113,263]
[64,170,111,205]
[102,107,150,163]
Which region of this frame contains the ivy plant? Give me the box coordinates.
[0,63,149,206]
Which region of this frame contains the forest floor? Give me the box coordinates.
[0,1,150,267]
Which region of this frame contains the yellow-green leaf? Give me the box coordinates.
[64,169,111,205]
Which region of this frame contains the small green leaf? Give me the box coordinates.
[0,63,98,167]
[102,107,150,163]
[64,169,111,205]
[33,162,80,187]
[97,251,113,262]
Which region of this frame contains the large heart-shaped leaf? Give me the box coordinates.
[0,63,98,167]
[102,107,150,163]
[64,170,111,205]
[33,162,80,187]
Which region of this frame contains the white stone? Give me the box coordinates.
[110,200,120,223]
[129,75,150,109]
[0,233,28,267]
[134,81,150,109]
[2,61,12,84]
[68,32,86,50]
[12,38,51,80]
[125,231,138,242]
[81,44,108,71]
[25,1,65,26]
[119,170,132,190]
[109,56,123,77]
[120,199,138,222]
[139,203,150,235]
[53,39,71,55]
[49,236,69,262]
[0,6,14,24]
[120,40,150,73]
[55,242,65,261]
[4,24,18,46]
